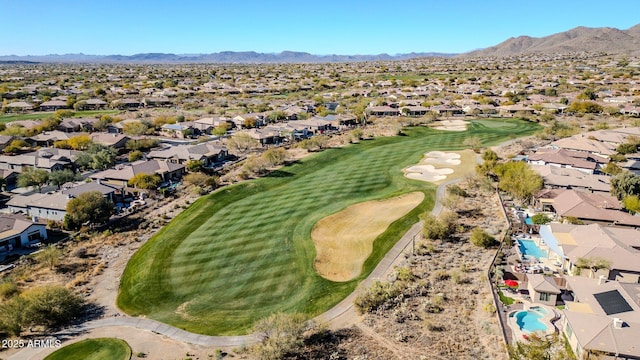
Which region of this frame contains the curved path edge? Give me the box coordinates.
[10,174,464,359]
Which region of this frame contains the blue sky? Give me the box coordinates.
[2,0,640,56]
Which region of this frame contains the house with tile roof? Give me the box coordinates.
[0,216,47,253]
[560,276,640,359]
[89,159,185,188]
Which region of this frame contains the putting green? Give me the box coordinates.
[118,119,540,335]
[44,338,131,360]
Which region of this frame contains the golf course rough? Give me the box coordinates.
[118,119,540,335]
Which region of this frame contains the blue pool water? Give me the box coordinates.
[518,239,548,259]
[515,310,548,333]
[524,217,533,225]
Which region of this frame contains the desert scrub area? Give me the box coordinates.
[343,175,509,360]
[118,119,539,336]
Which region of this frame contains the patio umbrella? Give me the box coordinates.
[504,279,519,288]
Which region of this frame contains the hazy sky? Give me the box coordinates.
[2,0,639,56]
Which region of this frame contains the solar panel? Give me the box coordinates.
[594,290,634,315]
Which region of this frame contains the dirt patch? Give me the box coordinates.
[312,192,425,282]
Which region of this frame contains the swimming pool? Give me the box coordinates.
[517,239,548,260]
[513,309,548,333]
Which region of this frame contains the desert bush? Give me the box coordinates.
[252,312,310,360]
[354,279,402,314]
[470,228,497,248]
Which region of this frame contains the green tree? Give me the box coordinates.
[252,312,311,360]
[20,285,84,331]
[616,142,637,155]
[494,162,542,203]
[211,123,230,136]
[267,110,286,122]
[567,101,602,114]
[622,195,640,214]
[611,172,640,200]
[17,167,50,192]
[122,121,150,136]
[470,228,497,248]
[577,88,597,101]
[91,146,118,170]
[600,162,623,175]
[186,160,204,173]
[48,169,81,189]
[66,134,92,150]
[183,172,217,189]
[262,147,287,167]
[227,132,260,154]
[3,139,30,154]
[128,150,143,162]
[421,211,458,240]
[36,245,62,269]
[128,173,162,190]
[64,191,113,230]
[531,213,552,225]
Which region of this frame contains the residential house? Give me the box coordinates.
[58,117,98,132]
[537,189,640,227]
[551,134,618,157]
[6,192,70,221]
[367,106,400,117]
[539,223,640,283]
[143,97,172,108]
[28,130,79,147]
[0,135,14,152]
[527,148,606,174]
[90,133,130,150]
[0,148,80,173]
[61,181,122,203]
[561,277,640,359]
[147,142,228,167]
[39,100,69,111]
[111,98,142,110]
[3,101,34,113]
[0,216,47,252]
[240,128,283,146]
[530,165,611,193]
[526,273,562,306]
[160,123,195,139]
[90,159,186,188]
[74,98,107,110]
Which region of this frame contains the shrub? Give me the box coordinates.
[470,228,497,248]
[354,280,401,314]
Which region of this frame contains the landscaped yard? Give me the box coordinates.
[118,119,540,335]
[44,338,131,360]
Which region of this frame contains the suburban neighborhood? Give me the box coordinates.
[2,32,640,359]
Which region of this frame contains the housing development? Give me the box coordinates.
[1,28,640,359]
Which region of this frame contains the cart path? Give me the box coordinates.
[10,178,459,359]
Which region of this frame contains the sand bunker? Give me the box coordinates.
[312,192,425,282]
[432,119,469,131]
[423,151,461,165]
[405,165,454,181]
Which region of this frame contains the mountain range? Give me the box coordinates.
[1,24,639,63]
[0,51,454,64]
[463,24,640,57]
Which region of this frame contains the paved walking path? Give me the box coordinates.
[10,178,460,359]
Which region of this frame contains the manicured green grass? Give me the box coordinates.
[44,338,131,360]
[0,110,119,123]
[118,119,540,335]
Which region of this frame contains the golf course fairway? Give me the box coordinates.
[118,119,539,335]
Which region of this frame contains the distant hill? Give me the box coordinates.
[464,24,640,57]
[0,51,455,64]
